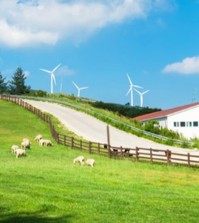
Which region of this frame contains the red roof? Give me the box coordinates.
[134,102,199,121]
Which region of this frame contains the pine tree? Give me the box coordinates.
[0,72,7,93]
[8,67,31,95]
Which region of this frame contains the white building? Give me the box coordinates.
[134,102,199,139]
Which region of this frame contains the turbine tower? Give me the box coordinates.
[134,88,150,107]
[126,73,142,106]
[40,63,61,94]
[73,81,88,97]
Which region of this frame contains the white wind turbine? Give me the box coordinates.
[134,88,150,107]
[73,81,88,97]
[126,73,142,106]
[40,63,61,94]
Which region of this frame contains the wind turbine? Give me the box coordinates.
[73,81,88,97]
[134,88,150,107]
[40,63,61,94]
[126,73,142,106]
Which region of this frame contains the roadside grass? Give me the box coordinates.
[0,100,199,223]
[28,94,193,148]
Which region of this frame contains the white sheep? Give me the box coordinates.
[73,156,84,165]
[39,139,53,147]
[16,149,26,158]
[11,145,19,154]
[21,138,31,149]
[85,159,95,167]
[34,134,42,142]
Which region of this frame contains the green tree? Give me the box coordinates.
[8,67,31,95]
[0,72,7,93]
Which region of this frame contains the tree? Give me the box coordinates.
[8,67,31,95]
[0,72,7,93]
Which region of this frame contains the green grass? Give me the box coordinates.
[24,94,193,148]
[0,99,199,223]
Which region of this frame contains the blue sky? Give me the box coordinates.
[1,0,199,109]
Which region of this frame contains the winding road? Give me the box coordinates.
[25,99,199,156]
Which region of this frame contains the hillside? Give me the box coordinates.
[0,99,199,223]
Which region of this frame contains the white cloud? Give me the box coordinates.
[163,56,199,74]
[0,0,175,48]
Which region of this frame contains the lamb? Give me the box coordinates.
[34,134,42,142]
[73,156,84,165]
[39,139,53,147]
[85,158,95,168]
[16,149,26,158]
[11,145,19,154]
[21,138,31,149]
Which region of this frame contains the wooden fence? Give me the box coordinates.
[1,94,199,168]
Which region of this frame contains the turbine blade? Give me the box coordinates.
[134,88,141,95]
[40,68,51,74]
[52,63,61,73]
[143,90,150,95]
[80,87,88,90]
[126,87,131,96]
[73,81,79,89]
[134,84,142,89]
[127,73,132,85]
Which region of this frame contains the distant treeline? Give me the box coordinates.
[90,101,161,118]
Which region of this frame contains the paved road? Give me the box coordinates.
[25,99,199,156]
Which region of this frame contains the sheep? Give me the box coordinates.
[21,138,31,149]
[34,134,42,142]
[16,149,26,158]
[39,139,53,147]
[73,156,84,165]
[11,145,19,154]
[85,158,95,168]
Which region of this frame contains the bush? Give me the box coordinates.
[29,90,48,97]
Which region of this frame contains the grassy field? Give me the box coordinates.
[0,99,199,223]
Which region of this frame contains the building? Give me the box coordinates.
[134,102,199,139]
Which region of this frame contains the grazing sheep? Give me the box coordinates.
[16,149,26,158]
[39,139,45,146]
[39,139,53,147]
[11,145,19,154]
[21,138,31,149]
[73,156,84,165]
[85,158,95,167]
[34,134,42,142]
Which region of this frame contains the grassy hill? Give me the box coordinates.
[0,99,199,223]
[24,94,193,148]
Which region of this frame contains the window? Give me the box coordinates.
[193,121,198,127]
[180,122,185,127]
[174,122,179,127]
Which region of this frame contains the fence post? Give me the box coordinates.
[135,147,139,161]
[107,125,112,158]
[150,148,153,163]
[71,137,74,149]
[187,153,190,167]
[89,141,92,154]
[120,146,124,159]
[166,150,171,164]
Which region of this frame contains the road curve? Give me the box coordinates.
[25,99,199,155]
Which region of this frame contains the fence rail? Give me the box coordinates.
[1,94,199,168]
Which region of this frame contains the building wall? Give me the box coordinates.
[166,106,199,139]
